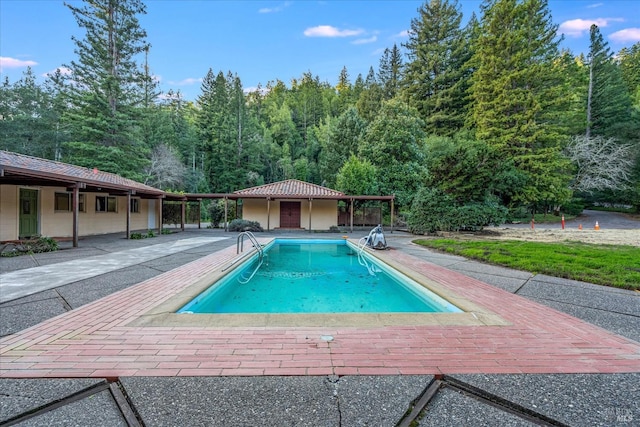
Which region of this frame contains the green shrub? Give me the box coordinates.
[130,232,144,239]
[228,219,263,232]
[32,235,58,253]
[562,198,585,216]
[146,229,155,238]
[208,200,225,228]
[408,188,507,234]
[0,235,58,257]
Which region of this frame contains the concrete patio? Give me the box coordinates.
[1,228,638,426]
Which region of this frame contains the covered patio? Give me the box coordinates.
[172,179,395,233]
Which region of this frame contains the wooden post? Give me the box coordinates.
[126,191,132,239]
[308,198,313,232]
[198,198,202,229]
[157,196,163,234]
[72,184,79,247]
[224,197,229,231]
[267,197,271,231]
[181,200,185,231]
[349,198,354,233]
[390,198,394,233]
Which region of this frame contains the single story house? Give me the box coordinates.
[1,151,395,246]
[0,150,166,246]
[189,179,395,232]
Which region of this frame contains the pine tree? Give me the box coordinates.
[318,106,366,187]
[618,43,640,106]
[0,68,58,159]
[63,0,152,179]
[65,0,151,143]
[356,67,383,123]
[402,0,472,136]
[586,25,638,141]
[470,0,572,208]
[378,44,403,100]
[335,66,352,114]
[197,69,232,192]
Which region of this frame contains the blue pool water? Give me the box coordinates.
[178,239,462,314]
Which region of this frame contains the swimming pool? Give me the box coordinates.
[178,239,462,314]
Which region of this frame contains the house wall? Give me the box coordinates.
[0,185,19,241]
[241,199,338,230]
[0,184,158,241]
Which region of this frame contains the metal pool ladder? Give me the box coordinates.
[236,231,264,284]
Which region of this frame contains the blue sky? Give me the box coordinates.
[1,0,639,101]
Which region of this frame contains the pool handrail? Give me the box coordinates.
[237,231,263,261]
[236,231,264,284]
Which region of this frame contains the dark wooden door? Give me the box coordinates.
[279,201,301,228]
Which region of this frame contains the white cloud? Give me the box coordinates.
[609,28,640,43]
[352,36,377,45]
[303,25,364,37]
[587,3,603,8]
[168,77,202,86]
[0,56,38,71]
[559,18,605,37]
[244,86,269,95]
[42,66,72,78]
[558,18,623,37]
[259,1,291,14]
[395,30,409,38]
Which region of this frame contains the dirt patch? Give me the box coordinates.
[438,227,640,247]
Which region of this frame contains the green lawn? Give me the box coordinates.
[413,239,640,290]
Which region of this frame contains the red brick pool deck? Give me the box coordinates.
[1,242,639,378]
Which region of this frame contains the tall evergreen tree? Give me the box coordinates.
[318,106,366,187]
[378,44,403,100]
[197,69,232,192]
[586,25,638,141]
[335,66,352,115]
[289,72,327,149]
[356,67,383,123]
[470,0,572,209]
[403,0,472,136]
[62,0,152,179]
[0,68,59,159]
[618,42,640,107]
[65,0,151,142]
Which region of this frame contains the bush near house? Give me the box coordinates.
[228,219,263,232]
[0,235,59,257]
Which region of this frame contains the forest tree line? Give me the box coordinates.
[1,0,639,231]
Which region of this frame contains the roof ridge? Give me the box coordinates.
[234,179,344,196]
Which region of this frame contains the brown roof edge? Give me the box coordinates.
[1,151,164,196]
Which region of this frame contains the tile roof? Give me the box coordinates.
[234,179,345,198]
[0,150,164,195]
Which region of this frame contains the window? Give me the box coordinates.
[130,198,140,213]
[78,194,86,213]
[96,195,117,212]
[54,192,71,211]
[56,193,87,212]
